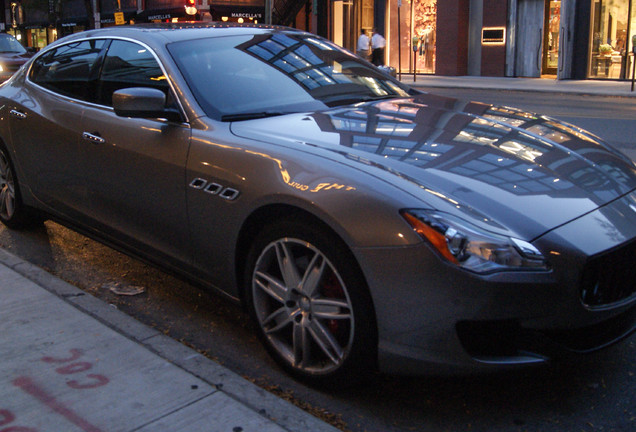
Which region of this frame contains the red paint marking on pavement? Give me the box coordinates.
[12,376,103,432]
[41,349,83,364]
[0,409,16,426]
[55,362,92,375]
[67,374,110,390]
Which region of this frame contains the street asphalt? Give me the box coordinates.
[0,75,633,432]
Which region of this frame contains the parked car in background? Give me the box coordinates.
[0,23,634,387]
[0,33,33,82]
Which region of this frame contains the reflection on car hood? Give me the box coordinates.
[0,52,32,64]
[231,93,636,239]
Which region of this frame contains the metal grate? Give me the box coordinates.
[581,239,636,307]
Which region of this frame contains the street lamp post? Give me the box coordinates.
[265,0,272,24]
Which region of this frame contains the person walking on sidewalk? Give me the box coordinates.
[371,29,386,66]
[357,29,370,61]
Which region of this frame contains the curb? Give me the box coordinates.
[399,76,636,98]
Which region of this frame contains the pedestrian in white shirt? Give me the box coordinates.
[357,29,370,60]
[371,29,386,66]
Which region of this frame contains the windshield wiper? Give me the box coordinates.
[221,111,287,122]
[323,94,397,107]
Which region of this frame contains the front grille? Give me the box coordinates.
[581,239,636,307]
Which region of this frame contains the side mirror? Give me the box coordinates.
[113,87,182,122]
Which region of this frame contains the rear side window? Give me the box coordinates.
[29,40,107,101]
[97,40,169,107]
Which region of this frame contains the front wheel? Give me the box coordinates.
[245,219,377,386]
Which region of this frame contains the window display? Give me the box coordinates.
[388,0,437,74]
[589,0,635,79]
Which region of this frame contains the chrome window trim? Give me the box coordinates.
[25,36,189,124]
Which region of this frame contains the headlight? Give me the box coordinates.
[0,64,4,73]
[401,209,549,274]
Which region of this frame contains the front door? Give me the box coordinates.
[80,39,191,264]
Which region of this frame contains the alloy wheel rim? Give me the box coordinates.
[252,238,354,374]
[0,151,15,221]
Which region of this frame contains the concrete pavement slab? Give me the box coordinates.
[136,392,286,431]
[1,264,216,431]
[0,254,339,432]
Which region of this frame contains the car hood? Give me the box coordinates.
[230,93,636,240]
[0,52,31,65]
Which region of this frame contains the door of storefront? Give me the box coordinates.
[542,0,561,75]
[589,0,635,79]
[332,0,356,52]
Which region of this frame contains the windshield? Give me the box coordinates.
[0,34,27,54]
[167,31,411,120]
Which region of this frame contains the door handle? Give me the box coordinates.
[82,132,105,144]
[9,109,26,119]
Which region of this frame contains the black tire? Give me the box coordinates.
[244,218,377,387]
[0,143,40,229]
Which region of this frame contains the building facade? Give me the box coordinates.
[331,0,635,80]
[3,0,269,50]
[3,0,635,80]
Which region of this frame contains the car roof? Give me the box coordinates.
[52,22,305,48]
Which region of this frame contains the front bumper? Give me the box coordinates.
[354,192,636,375]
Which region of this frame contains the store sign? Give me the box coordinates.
[114,11,125,25]
[231,12,263,19]
[148,14,172,20]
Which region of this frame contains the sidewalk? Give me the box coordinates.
[399,74,636,97]
[0,247,339,432]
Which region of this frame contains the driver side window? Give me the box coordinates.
[97,40,170,107]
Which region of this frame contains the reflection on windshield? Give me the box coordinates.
[168,31,410,120]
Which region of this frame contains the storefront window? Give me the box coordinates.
[387,0,437,74]
[29,29,48,50]
[211,0,265,23]
[589,0,635,79]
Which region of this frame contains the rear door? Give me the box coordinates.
[8,40,107,218]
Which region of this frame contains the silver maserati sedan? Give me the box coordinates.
[1,23,635,386]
